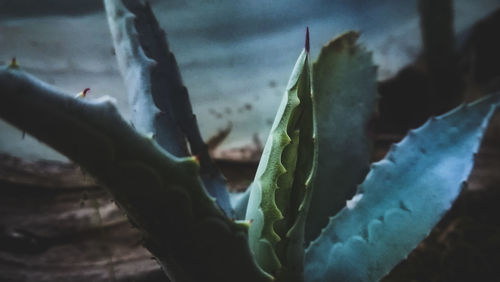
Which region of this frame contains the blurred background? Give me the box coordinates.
[1,0,499,161]
[1,1,500,281]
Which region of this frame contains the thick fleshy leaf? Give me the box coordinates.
[104,0,187,156]
[105,0,232,216]
[245,44,316,281]
[305,93,500,282]
[305,32,377,245]
[0,66,272,282]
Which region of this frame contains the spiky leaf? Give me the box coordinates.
[0,66,271,282]
[305,93,500,282]
[245,45,316,281]
[105,0,232,215]
[305,31,377,245]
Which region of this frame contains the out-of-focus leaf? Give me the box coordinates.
[230,185,252,220]
[305,31,378,245]
[105,0,232,215]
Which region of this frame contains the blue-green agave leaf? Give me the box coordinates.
[230,184,253,220]
[305,31,377,245]
[105,0,187,156]
[105,0,232,216]
[305,93,500,282]
[0,66,271,282]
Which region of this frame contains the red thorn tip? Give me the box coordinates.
[83,88,91,96]
[193,155,200,163]
[305,27,310,52]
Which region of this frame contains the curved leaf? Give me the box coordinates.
[305,32,377,245]
[0,67,271,282]
[305,93,500,282]
[105,0,232,216]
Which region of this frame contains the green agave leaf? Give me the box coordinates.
[245,41,317,281]
[105,0,232,216]
[0,66,271,282]
[305,93,500,282]
[305,31,377,246]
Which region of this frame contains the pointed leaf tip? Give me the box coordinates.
[75,88,91,98]
[305,27,310,52]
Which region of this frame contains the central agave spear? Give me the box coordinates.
[245,28,317,282]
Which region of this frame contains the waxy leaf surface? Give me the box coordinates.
[305,32,377,245]
[305,93,500,282]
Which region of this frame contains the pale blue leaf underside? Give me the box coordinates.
[305,93,500,282]
[230,185,252,220]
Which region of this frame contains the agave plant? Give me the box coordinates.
[0,1,499,282]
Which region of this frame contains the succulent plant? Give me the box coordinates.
[0,1,499,282]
